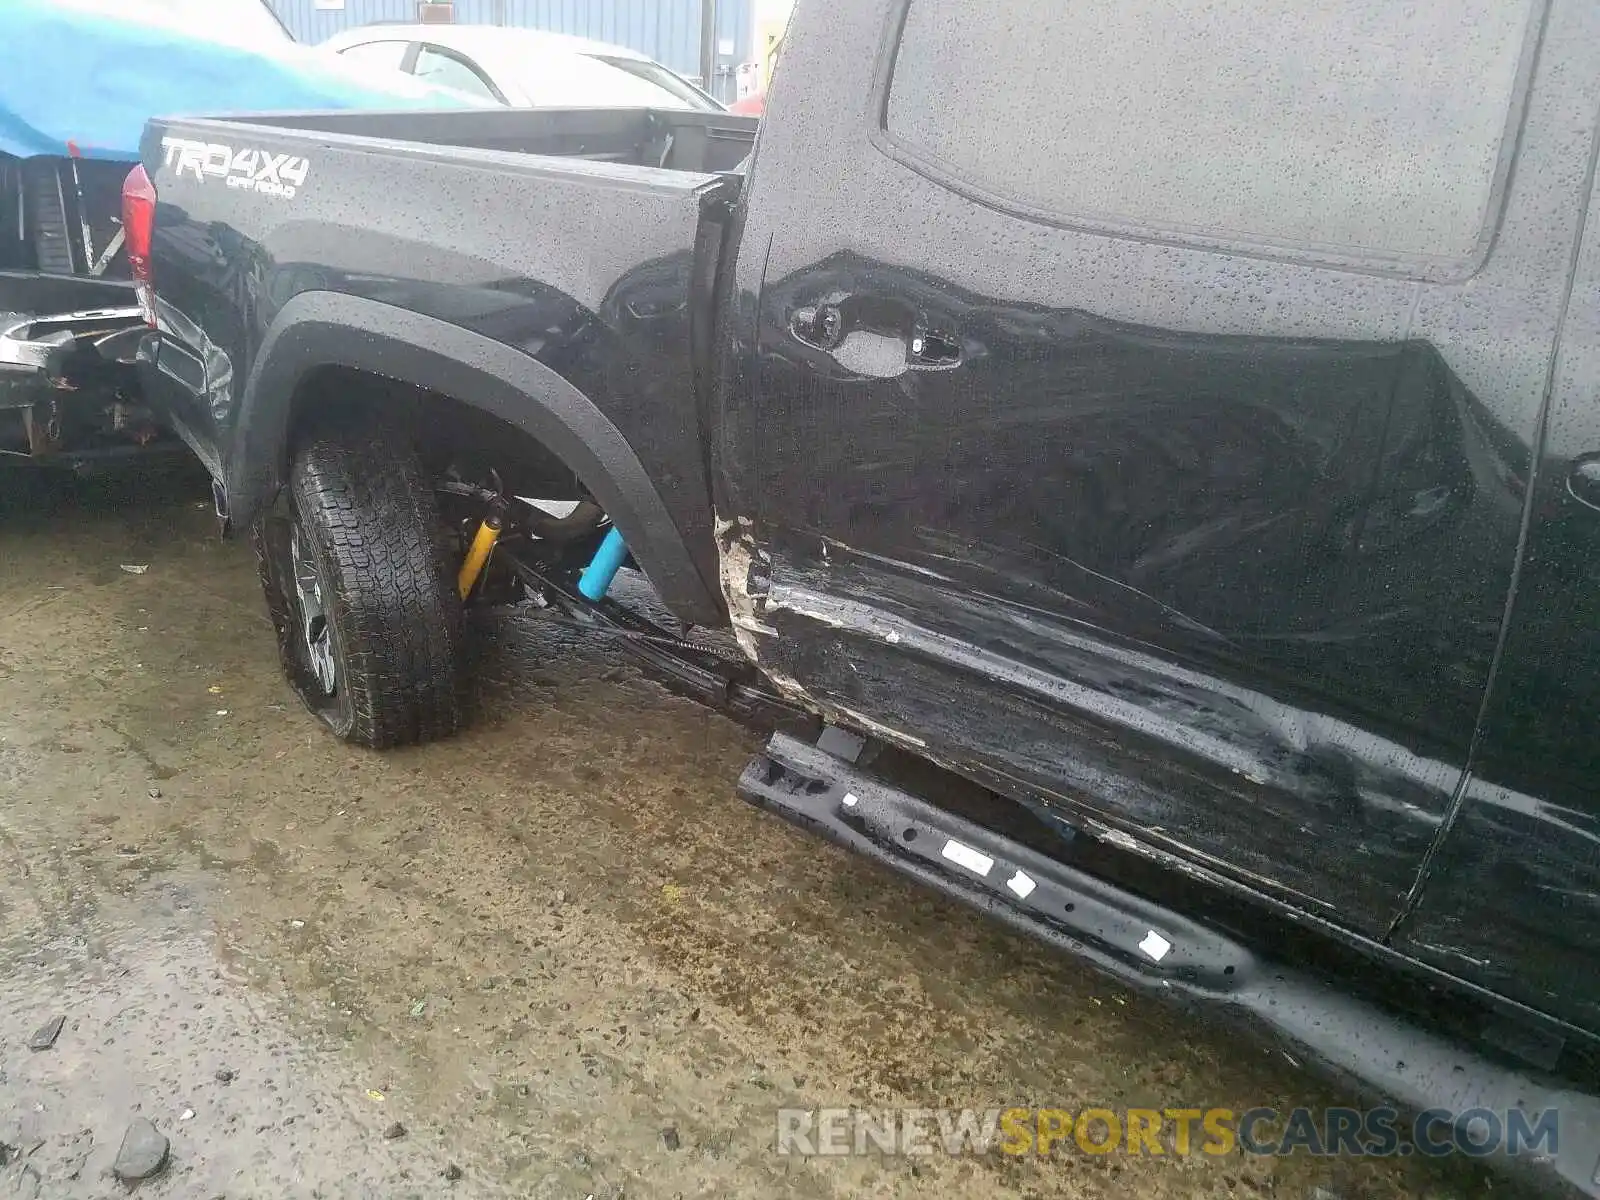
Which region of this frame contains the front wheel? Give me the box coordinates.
[253,427,464,748]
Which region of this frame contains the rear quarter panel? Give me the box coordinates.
[140,118,722,605]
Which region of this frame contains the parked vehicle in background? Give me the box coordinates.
[321,25,725,111]
[0,0,474,465]
[133,0,1600,1193]
[121,0,295,44]
[729,30,780,116]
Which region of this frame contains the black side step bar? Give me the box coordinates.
[740,731,1600,1198]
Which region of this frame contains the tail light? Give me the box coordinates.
[121,164,157,327]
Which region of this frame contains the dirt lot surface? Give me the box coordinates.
[0,462,1513,1198]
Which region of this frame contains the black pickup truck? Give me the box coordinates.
[131,0,1600,1190]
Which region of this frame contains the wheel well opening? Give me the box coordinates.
[273,363,727,627]
[282,366,589,505]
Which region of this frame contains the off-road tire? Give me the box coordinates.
[253,427,463,748]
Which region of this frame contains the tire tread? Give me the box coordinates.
[265,427,462,749]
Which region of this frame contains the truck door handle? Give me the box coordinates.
[1569,454,1600,512]
[790,302,961,369]
[789,304,842,350]
[908,329,961,369]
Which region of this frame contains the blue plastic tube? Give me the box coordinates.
[577,527,629,601]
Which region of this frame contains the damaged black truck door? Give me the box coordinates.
[717,0,1590,938]
[1390,147,1600,1036]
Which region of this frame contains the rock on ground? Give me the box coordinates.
[112,1117,169,1182]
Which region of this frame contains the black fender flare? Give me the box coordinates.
[227,290,723,627]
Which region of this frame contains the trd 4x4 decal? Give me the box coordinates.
[160,137,310,199]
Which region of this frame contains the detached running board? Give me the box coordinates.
[739,731,1600,1197]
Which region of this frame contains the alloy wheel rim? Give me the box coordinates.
[289,525,337,695]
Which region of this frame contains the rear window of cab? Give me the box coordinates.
[880,0,1543,277]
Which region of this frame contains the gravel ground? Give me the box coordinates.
[0,460,1513,1199]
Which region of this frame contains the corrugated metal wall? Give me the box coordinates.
[268,0,753,98]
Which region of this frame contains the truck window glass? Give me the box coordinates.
[884,0,1539,266]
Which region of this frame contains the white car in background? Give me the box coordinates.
[319,24,725,112]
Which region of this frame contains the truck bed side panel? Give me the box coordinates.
[141,117,726,614]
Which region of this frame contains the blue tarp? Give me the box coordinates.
[0,0,480,162]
